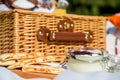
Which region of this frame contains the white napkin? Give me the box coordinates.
[0,67,50,80]
[12,0,35,9]
[106,21,120,55]
[54,69,120,80]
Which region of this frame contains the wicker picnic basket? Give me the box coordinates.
[0,9,107,62]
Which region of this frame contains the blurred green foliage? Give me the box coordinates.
[66,0,120,16]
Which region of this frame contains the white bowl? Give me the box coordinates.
[68,55,104,72]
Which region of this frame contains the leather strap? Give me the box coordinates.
[49,31,93,42]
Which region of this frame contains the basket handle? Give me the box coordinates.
[49,31,93,42]
[37,19,93,42]
[53,18,93,42]
[37,28,93,42]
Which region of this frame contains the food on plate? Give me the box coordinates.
[0,60,16,66]
[0,53,13,61]
[0,52,44,61]
[7,61,21,69]
[7,56,56,69]
[0,52,63,74]
[22,64,64,74]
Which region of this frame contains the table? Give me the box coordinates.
[54,69,120,80]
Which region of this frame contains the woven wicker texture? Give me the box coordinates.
[0,9,107,62]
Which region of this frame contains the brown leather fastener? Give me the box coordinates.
[57,19,74,32]
[37,27,50,42]
[49,31,93,42]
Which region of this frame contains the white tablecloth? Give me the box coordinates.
[0,67,50,80]
[1,66,120,80]
[54,69,120,80]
